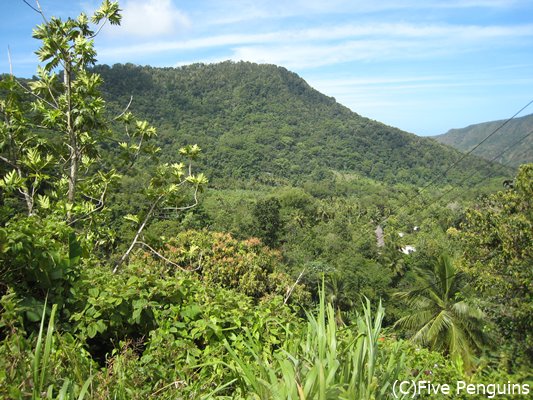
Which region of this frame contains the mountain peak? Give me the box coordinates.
[94,62,509,186]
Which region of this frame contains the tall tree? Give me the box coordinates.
[0,0,207,309]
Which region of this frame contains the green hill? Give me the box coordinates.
[433,113,533,167]
[95,61,509,187]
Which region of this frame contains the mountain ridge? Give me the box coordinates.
[433,113,533,167]
[94,61,510,187]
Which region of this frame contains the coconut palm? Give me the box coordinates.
[394,254,488,370]
[325,272,355,325]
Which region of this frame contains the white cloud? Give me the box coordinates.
[98,20,533,64]
[115,0,191,38]
[229,39,421,69]
[201,0,524,26]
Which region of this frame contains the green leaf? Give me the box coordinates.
[87,322,98,338]
[181,304,202,320]
[123,214,139,224]
[69,232,83,267]
[26,310,41,322]
[37,194,50,210]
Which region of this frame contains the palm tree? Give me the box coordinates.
[325,272,354,326]
[394,254,488,370]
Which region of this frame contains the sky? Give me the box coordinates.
[1,0,533,136]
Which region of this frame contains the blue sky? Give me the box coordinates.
[1,0,533,136]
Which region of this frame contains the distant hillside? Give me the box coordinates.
[434,114,533,168]
[95,61,509,187]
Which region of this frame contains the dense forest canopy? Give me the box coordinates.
[0,1,531,399]
[93,61,511,187]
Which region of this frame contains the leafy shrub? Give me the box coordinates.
[0,297,94,399]
[67,257,300,398]
[0,216,81,325]
[137,230,310,304]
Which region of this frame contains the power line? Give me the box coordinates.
[339,98,533,279]
[429,128,533,205]
[411,99,532,198]
[375,98,533,229]
[393,129,533,299]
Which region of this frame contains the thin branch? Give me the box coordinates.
[123,132,144,171]
[113,194,164,273]
[14,79,59,110]
[137,241,202,273]
[114,184,201,273]
[114,96,133,120]
[46,83,59,109]
[7,46,13,76]
[34,0,48,23]
[284,268,306,305]
[0,155,17,169]
[68,182,108,226]
[161,185,200,212]
[90,19,109,39]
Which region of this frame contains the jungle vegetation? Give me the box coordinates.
[0,1,531,399]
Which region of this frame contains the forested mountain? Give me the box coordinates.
[95,62,509,187]
[434,113,533,167]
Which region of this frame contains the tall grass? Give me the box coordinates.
[31,299,92,400]
[226,287,408,399]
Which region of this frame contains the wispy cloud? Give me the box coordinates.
[98,22,533,69]
[109,0,191,38]
[200,0,524,26]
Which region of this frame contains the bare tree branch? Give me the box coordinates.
[0,155,17,169]
[137,241,202,273]
[114,96,133,121]
[284,268,306,304]
[7,46,13,76]
[22,0,41,14]
[161,184,200,212]
[113,193,164,273]
[68,182,109,226]
[14,79,59,110]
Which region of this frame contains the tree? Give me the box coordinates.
[252,197,282,247]
[457,163,533,369]
[0,0,206,311]
[394,254,488,371]
[1,1,131,226]
[0,0,127,311]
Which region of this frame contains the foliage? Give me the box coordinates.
[67,259,299,398]
[0,1,126,224]
[93,62,510,188]
[394,254,488,370]
[457,163,533,369]
[137,229,310,304]
[0,0,530,397]
[0,215,80,323]
[0,295,94,399]
[251,196,283,247]
[434,114,533,167]
[227,286,408,399]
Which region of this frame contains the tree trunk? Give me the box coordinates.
[64,64,77,221]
